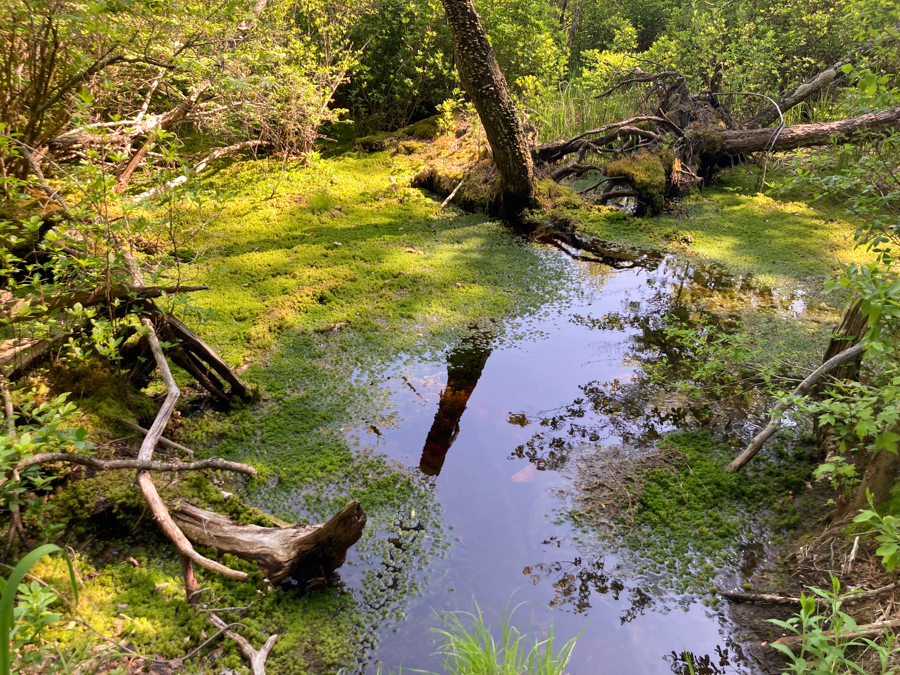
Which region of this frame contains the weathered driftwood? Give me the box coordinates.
[173,499,367,584]
[727,342,868,471]
[720,580,900,606]
[153,311,251,400]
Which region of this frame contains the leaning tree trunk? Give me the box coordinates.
[814,294,868,461]
[439,0,534,212]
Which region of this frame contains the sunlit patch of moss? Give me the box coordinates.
[606,152,666,214]
[575,166,874,289]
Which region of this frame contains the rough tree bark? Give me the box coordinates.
[439,0,534,212]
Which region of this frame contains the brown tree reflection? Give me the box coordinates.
[419,333,492,476]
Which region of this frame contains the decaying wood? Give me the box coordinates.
[133,140,268,202]
[0,333,67,378]
[0,284,209,326]
[773,617,900,650]
[173,499,367,584]
[727,342,869,471]
[123,256,250,592]
[154,311,251,399]
[208,614,277,675]
[717,106,900,155]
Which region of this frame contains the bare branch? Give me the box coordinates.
[727,342,868,471]
[15,452,257,475]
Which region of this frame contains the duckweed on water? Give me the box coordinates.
[569,431,816,600]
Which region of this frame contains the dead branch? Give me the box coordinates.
[14,452,257,475]
[719,581,900,606]
[0,284,209,326]
[535,116,683,164]
[719,106,900,155]
[440,180,464,211]
[124,256,249,587]
[0,332,67,378]
[133,140,269,202]
[595,70,685,99]
[115,417,194,457]
[773,617,900,650]
[551,163,604,181]
[727,342,869,471]
[208,614,277,675]
[745,23,900,128]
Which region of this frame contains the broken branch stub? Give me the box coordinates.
[173,499,367,584]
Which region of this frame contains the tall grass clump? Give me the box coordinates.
[522,82,634,143]
[431,601,581,675]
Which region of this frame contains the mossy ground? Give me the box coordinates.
[22,129,877,672]
[568,432,817,606]
[31,143,577,674]
[574,168,872,292]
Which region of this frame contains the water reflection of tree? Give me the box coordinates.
[419,332,492,476]
[509,251,747,471]
[521,555,653,622]
[664,645,742,675]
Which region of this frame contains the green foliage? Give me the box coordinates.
[0,392,93,540]
[429,600,581,675]
[476,0,566,90]
[853,492,900,572]
[770,576,900,675]
[572,432,813,598]
[0,544,77,675]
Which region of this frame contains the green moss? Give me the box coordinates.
[605,152,666,214]
[354,132,395,152]
[572,431,815,597]
[399,114,442,140]
[575,166,874,290]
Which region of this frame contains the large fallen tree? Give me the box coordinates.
[430,14,900,217]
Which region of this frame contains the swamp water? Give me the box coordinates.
[319,235,767,675]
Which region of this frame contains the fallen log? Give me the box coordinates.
[173,499,367,584]
[14,452,257,475]
[155,311,251,399]
[0,284,209,326]
[0,332,66,378]
[720,581,900,606]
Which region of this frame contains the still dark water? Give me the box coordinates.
[341,238,745,675]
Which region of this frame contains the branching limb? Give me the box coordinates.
[208,614,277,675]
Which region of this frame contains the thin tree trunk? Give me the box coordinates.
[439,0,534,211]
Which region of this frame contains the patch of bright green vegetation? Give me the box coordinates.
[107,148,572,672]
[605,152,666,215]
[575,167,872,289]
[184,152,570,365]
[33,537,358,675]
[570,431,816,603]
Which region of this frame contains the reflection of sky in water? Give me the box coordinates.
[340,246,749,675]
